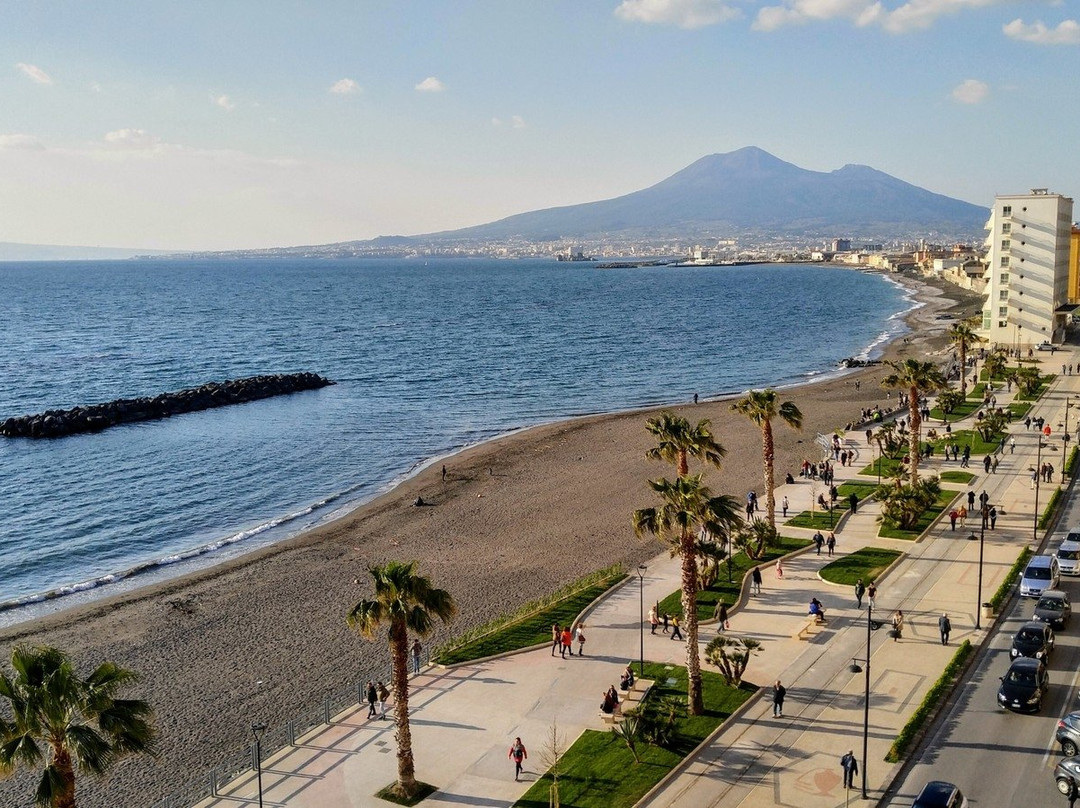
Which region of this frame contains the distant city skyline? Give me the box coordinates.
[2,1,1078,251]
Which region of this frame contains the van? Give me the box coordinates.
[1057,539,1080,576]
[1021,554,1060,598]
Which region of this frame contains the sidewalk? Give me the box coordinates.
[195,349,1079,808]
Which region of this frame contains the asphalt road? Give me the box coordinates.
[884,527,1080,807]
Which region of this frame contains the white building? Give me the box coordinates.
[981,189,1074,348]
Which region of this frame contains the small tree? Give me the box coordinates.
[538,721,566,808]
[1011,366,1042,397]
[731,518,779,560]
[876,477,941,530]
[984,349,1009,379]
[610,712,644,764]
[936,390,964,418]
[705,636,762,688]
[975,411,1008,442]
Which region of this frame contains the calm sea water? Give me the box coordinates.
[0,259,909,620]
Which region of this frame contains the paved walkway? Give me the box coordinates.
[195,348,1079,808]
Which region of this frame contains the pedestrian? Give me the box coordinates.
[826,532,836,556]
[1010,437,1016,454]
[891,609,904,641]
[1047,463,1055,482]
[648,606,659,634]
[775,558,784,578]
[1031,468,1038,489]
[575,623,587,655]
[967,490,975,509]
[991,455,1000,474]
[1025,416,1032,430]
[983,455,991,473]
[441,464,447,481]
[849,492,859,514]
[670,614,683,641]
[752,566,763,595]
[990,505,998,529]
[377,680,390,719]
[979,490,989,510]
[841,750,859,789]
[411,638,423,675]
[782,495,789,518]
[866,428,873,445]
[938,613,951,646]
[662,612,670,634]
[813,530,824,555]
[868,581,877,611]
[854,578,866,608]
[508,737,528,781]
[560,626,573,657]
[366,680,378,719]
[958,505,967,528]
[551,623,561,656]
[949,509,958,531]
[715,600,729,631]
[772,680,786,717]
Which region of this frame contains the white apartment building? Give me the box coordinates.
[982,189,1074,348]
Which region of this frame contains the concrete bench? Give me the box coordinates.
[600,702,622,724]
[624,679,655,705]
[794,614,827,641]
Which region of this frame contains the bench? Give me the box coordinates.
[623,679,655,705]
[794,614,827,641]
[600,702,622,724]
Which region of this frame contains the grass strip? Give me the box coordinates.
[939,470,975,484]
[878,490,956,540]
[786,510,844,530]
[990,546,1034,613]
[819,547,902,587]
[434,565,625,665]
[1009,401,1032,420]
[932,429,1001,457]
[514,662,753,808]
[1039,487,1063,530]
[1015,375,1055,402]
[657,536,811,622]
[1068,446,1079,478]
[885,640,973,763]
[837,481,878,499]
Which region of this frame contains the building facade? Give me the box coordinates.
[981,190,1074,348]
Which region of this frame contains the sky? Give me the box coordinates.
[1,0,1078,251]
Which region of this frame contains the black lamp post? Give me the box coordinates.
[849,602,873,800]
[975,508,986,630]
[251,722,268,808]
[1034,431,1049,541]
[636,565,647,679]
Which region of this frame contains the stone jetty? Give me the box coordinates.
[1,372,335,439]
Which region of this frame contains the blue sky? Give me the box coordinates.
[2,0,1078,250]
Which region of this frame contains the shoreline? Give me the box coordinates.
[0,272,982,808]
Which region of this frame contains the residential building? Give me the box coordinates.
[981,189,1074,348]
[1070,225,1080,304]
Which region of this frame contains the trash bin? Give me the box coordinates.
[981,603,994,620]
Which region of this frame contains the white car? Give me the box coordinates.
[1057,538,1080,575]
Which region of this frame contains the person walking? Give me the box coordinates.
[958,504,967,528]
[411,638,423,674]
[575,623,586,656]
[366,681,378,719]
[648,606,659,634]
[990,506,998,529]
[826,532,836,556]
[991,455,1000,474]
[670,614,683,641]
[715,600,729,631]
[508,737,528,781]
[948,509,958,531]
[1031,468,1038,489]
[855,578,866,609]
[752,566,763,595]
[1010,437,1016,454]
[782,495,789,518]
[841,750,859,790]
[775,558,784,578]
[377,681,390,719]
[551,623,561,656]
[662,612,670,634]
[560,626,573,657]
[772,680,786,717]
[892,609,904,641]
[983,455,992,473]
[867,581,877,611]
[938,613,952,646]
[813,530,824,555]
[849,492,859,514]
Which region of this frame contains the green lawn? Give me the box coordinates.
[878,490,958,540]
[785,510,845,530]
[861,454,906,478]
[1009,401,1032,420]
[656,536,810,622]
[1016,375,1055,402]
[939,470,975,484]
[819,547,902,586]
[837,481,878,499]
[514,663,754,808]
[435,570,625,664]
[929,399,981,422]
[932,429,1001,457]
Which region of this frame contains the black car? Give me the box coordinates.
[1034,590,1072,629]
[1057,712,1080,756]
[910,780,969,807]
[1056,756,1080,796]
[998,657,1050,713]
[1010,620,1055,660]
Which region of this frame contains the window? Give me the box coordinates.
[1002,240,1011,250]
[1001,256,1010,267]
[999,306,1009,317]
[999,290,1009,300]
[1003,205,1012,216]
[1000,273,1009,284]
[1003,223,1011,234]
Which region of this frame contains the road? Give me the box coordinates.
[884,521,1080,806]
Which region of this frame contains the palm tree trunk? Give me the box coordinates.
[54,748,77,808]
[908,385,921,484]
[677,449,689,478]
[680,529,704,715]
[762,420,775,527]
[959,342,968,397]
[389,621,418,798]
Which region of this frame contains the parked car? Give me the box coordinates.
[1056,756,1080,796]
[1020,554,1060,598]
[910,780,969,807]
[1034,590,1072,629]
[1057,538,1080,575]
[998,657,1050,713]
[1010,620,1055,660]
[1038,341,1055,351]
[1056,712,1080,756]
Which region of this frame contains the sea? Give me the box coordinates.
[0,258,912,625]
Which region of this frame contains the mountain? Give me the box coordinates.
[425,146,987,242]
[0,241,175,261]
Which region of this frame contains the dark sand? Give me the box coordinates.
[0,273,981,807]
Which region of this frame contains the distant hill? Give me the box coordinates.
[429,147,986,242]
[0,241,175,261]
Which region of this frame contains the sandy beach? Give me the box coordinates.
[0,272,981,807]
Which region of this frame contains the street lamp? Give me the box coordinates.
[975,507,987,630]
[251,722,268,808]
[1034,427,1050,542]
[636,564,647,679]
[849,602,873,800]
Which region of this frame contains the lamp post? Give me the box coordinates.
[849,603,873,800]
[636,565,647,679]
[1034,427,1050,541]
[975,509,987,630]
[251,722,268,808]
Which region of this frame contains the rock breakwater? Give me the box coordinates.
[1,373,335,439]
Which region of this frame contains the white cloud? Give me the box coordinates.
[90,81,103,93]
[511,115,526,129]
[0,133,45,150]
[329,78,362,95]
[754,0,1003,33]
[1003,18,1080,45]
[104,129,163,149]
[15,62,54,84]
[951,78,989,104]
[414,76,446,92]
[615,0,741,28]
[214,94,236,111]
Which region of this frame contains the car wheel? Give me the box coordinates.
[1063,740,1078,757]
[1056,776,1076,797]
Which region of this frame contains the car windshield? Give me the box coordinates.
[1018,629,1043,642]
[1026,567,1051,580]
[1060,549,1080,560]
[1037,598,1064,611]
[1008,669,1037,685]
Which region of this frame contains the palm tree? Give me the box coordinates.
[881,359,947,484]
[633,475,741,715]
[0,645,155,808]
[948,321,986,396]
[731,390,803,527]
[347,561,456,801]
[644,411,725,478]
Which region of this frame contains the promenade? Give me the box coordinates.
[196,348,1078,808]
